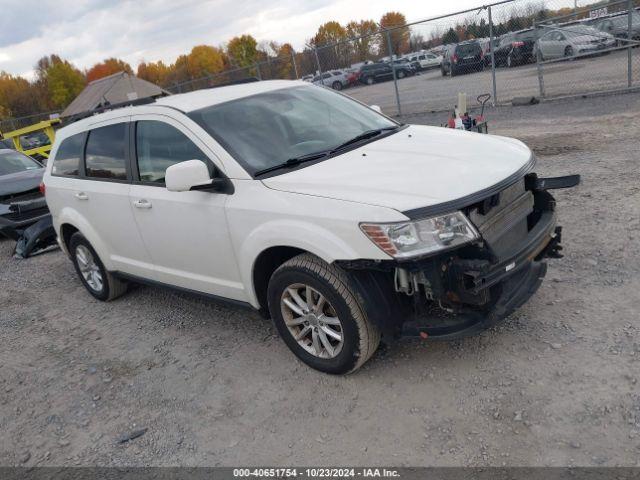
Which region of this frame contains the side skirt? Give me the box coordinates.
[113,271,256,312]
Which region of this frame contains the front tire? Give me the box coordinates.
[365,76,374,85]
[267,254,380,374]
[332,81,342,91]
[69,233,127,301]
[565,46,574,58]
[397,70,406,79]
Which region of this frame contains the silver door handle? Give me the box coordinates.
[74,192,88,200]
[133,199,152,209]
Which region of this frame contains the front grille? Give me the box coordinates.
[468,179,534,260]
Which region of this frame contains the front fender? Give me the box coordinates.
[238,219,383,308]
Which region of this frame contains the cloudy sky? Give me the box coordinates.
[0,0,503,79]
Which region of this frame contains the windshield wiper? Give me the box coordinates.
[254,150,332,177]
[330,125,401,154]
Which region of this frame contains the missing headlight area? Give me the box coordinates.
[340,173,578,340]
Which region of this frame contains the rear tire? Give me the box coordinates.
[565,46,574,58]
[332,81,342,91]
[397,70,406,79]
[441,67,447,76]
[267,253,380,374]
[69,233,128,301]
[365,76,374,85]
[507,54,513,68]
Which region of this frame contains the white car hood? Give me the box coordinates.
[262,124,533,214]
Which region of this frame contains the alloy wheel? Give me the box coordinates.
[76,245,103,292]
[280,283,344,359]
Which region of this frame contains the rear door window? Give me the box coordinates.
[52,133,84,176]
[135,120,211,184]
[85,123,127,180]
[457,43,480,56]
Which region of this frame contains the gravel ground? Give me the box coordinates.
[1,92,639,467]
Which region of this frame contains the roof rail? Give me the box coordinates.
[67,96,158,123]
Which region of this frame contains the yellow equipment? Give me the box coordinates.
[0,118,61,162]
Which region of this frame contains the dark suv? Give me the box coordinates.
[494,29,539,67]
[358,62,413,85]
[589,11,640,44]
[441,41,484,76]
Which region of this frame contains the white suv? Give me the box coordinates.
[43,80,578,374]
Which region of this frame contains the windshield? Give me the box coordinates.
[189,85,397,176]
[0,151,42,176]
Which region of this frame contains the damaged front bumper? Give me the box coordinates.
[339,173,580,340]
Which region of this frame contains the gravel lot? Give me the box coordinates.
[347,48,640,115]
[1,92,639,467]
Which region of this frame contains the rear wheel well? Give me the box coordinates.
[253,246,306,314]
[60,224,79,253]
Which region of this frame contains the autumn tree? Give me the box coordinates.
[86,58,132,83]
[137,60,170,86]
[345,20,378,60]
[46,60,86,108]
[0,72,41,117]
[379,12,410,56]
[227,35,259,68]
[311,21,349,69]
[185,45,227,79]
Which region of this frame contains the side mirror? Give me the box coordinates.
[370,105,382,113]
[165,160,212,192]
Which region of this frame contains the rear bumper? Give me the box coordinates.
[0,197,50,237]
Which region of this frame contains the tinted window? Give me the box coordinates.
[85,123,127,180]
[52,133,84,176]
[0,150,42,176]
[189,85,396,176]
[136,121,210,184]
[456,43,481,55]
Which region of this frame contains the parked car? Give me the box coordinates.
[0,149,49,236]
[494,30,538,67]
[312,70,349,90]
[478,38,500,66]
[441,41,485,76]
[358,61,413,85]
[343,68,360,86]
[589,11,640,45]
[43,80,576,373]
[535,25,615,60]
[406,52,442,70]
[0,138,16,150]
[300,74,314,82]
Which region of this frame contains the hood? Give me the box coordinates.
[0,168,44,199]
[262,124,533,213]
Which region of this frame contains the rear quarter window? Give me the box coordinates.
[51,133,84,176]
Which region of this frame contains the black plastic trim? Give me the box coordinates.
[402,154,536,220]
[114,272,255,311]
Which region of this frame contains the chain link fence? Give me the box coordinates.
[161,0,639,119]
[2,0,639,129]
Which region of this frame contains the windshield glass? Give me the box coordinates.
[0,151,42,176]
[189,85,397,176]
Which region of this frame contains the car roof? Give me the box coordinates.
[156,80,309,112]
[55,80,312,138]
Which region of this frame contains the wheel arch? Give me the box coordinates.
[56,208,112,269]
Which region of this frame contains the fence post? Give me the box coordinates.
[385,29,402,117]
[488,5,497,106]
[535,22,546,98]
[255,63,262,80]
[628,0,633,88]
[313,48,322,78]
[291,50,299,79]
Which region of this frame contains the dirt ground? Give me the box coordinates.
[1,92,639,468]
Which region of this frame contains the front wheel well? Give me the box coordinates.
[252,246,306,314]
[60,223,79,253]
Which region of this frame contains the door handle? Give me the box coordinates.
[133,199,152,209]
[74,192,88,200]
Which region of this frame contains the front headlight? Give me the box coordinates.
[360,211,479,259]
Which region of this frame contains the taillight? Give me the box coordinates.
[512,41,525,48]
[452,54,459,63]
[39,182,46,196]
